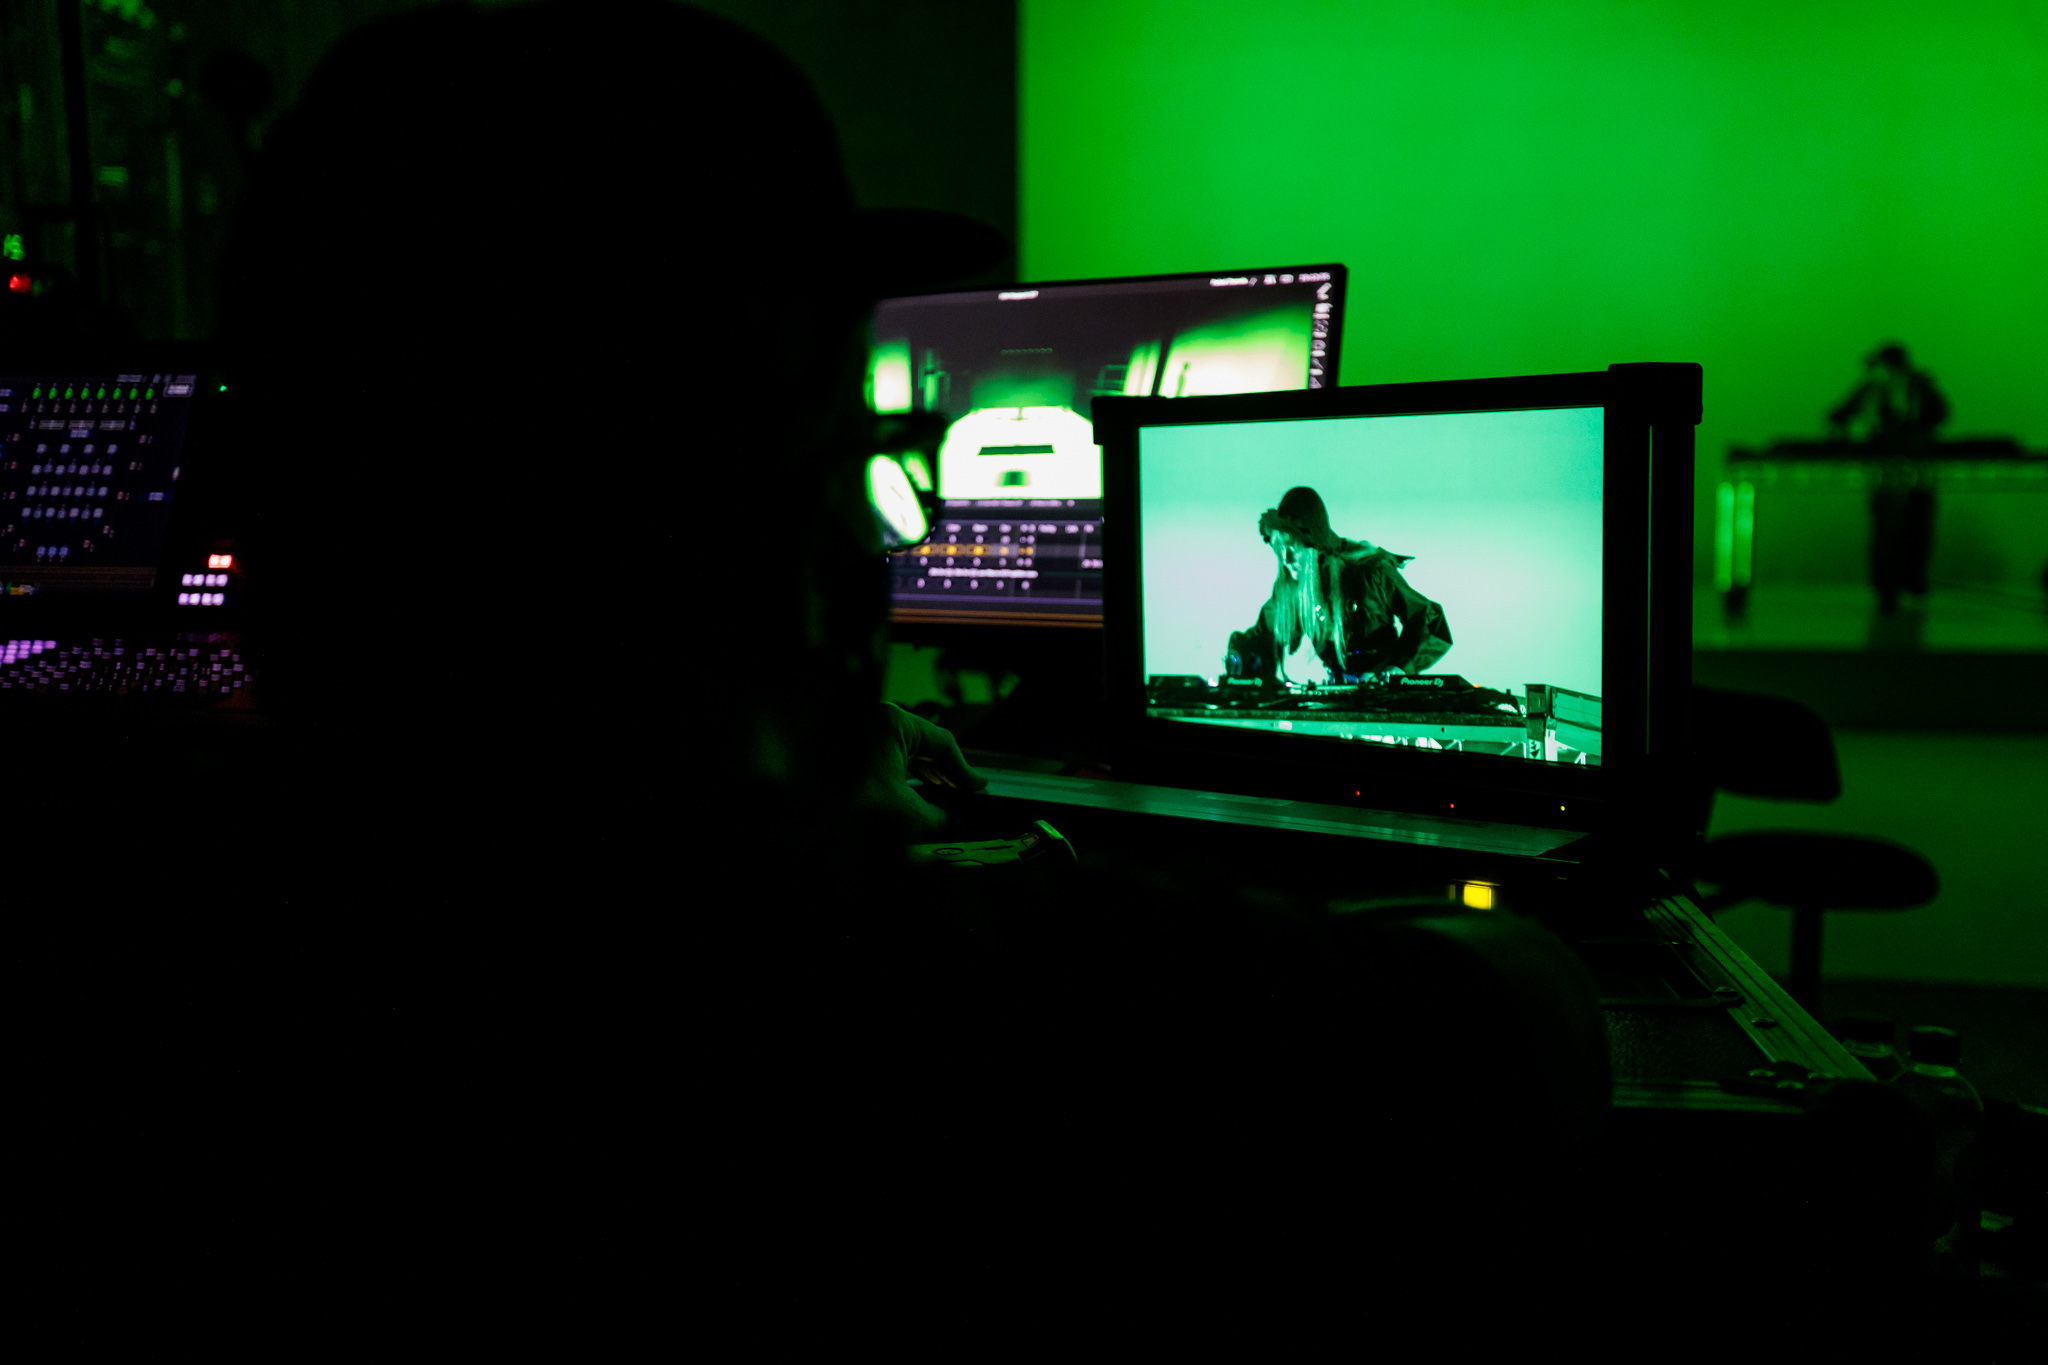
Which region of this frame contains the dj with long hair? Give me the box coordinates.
[1225,486,1452,684]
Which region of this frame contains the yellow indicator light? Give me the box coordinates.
[1459,882,1496,911]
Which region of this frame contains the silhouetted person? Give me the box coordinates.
[1829,343,1949,446]
[100,0,966,1344]
[1830,343,1949,613]
[58,3,1640,1352]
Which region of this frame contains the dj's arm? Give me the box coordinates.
[1827,380,1872,439]
[1224,600,1285,682]
[1387,570,1453,675]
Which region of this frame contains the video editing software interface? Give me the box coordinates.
[1,369,249,702]
[1137,406,1605,767]
[1,370,195,597]
[873,266,1345,625]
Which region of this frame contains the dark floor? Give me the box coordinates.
[1816,979,2047,1107]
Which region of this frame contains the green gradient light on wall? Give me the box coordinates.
[1156,302,1312,397]
[1023,1,2048,584]
[869,337,912,414]
[1713,480,1756,592]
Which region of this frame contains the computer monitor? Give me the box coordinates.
[873,265,1346,628]
[2,346,231,630]
[0,346,259,709]
[2,361,208,600]
[1095,364,1698,837]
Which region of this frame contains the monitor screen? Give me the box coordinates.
[873,265,1345,627]
[1134,404,1605,766]
[1,370,198,599]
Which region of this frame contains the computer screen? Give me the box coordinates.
[1137,405,1605,765]
[1095,365,1699,832]
[873,265,1346,626]
[1,369,198,599]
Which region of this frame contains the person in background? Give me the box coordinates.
[1829,342,1949,445]
[1829,342,1950,614]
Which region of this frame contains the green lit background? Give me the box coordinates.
[1022,0,2048,588]
[1021,0,2046,988]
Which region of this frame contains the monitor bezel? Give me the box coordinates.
[1094,363,1698,839]
[877,262,1349,630]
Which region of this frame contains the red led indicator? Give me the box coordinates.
[208,553,234,569]
[6,274,29,294]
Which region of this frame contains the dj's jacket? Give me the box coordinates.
[1226,550,1452,682]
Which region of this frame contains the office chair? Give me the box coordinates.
[1687,686,1939,1015]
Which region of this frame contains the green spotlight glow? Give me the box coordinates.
[902,450,934,492]
[1732,481,1755,588]
[868,454,929,546]
[869,338,912,414]
[1714,481,1735,592]
[1153,303,1312,397]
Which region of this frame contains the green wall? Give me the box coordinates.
[1022,0,2048,582]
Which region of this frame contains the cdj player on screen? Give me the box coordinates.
[1224,486,1452,684]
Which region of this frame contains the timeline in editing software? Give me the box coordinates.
[890,499,1105,623]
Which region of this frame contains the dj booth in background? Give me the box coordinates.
[1713,437,2048,614]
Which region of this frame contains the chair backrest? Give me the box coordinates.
[1693,686,1841,802]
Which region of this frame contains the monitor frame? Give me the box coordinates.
[1094,363,1699,842]
[877,262,1348,631]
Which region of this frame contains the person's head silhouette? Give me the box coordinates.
[221,0,998,853]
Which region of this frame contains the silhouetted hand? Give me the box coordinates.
[866,702,987,839]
